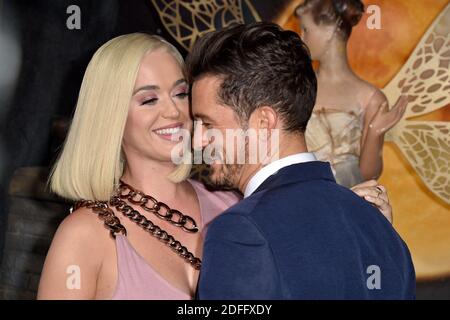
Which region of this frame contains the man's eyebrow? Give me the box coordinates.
[133,78,187,95]
[193,113,214,122]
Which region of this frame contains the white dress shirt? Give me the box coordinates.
[243,152,317,198]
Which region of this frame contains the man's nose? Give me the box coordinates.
[193,121,209,150]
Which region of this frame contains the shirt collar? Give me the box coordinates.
[243,152,317,198]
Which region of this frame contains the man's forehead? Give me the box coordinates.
[191,76,221,113]
[192,74,223,93]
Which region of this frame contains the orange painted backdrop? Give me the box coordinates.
[278,0,450,280]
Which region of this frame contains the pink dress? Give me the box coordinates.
[111,179,241,300]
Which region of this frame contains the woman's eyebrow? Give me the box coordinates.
[133,78,187,95]
[173,78,187,87]
[133,85,159,95]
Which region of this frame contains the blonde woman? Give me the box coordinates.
[37,33,392,300]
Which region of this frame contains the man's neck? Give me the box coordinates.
[237,134,309,194]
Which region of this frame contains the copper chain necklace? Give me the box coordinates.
[117,180,199,233]
[74,181,202,270]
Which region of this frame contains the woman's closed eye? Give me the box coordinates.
[174,92,189,99]
[141,97,158,105]
[140,90,188,106]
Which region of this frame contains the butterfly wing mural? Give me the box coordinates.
[383,4,450,204]
[151,0,260,52]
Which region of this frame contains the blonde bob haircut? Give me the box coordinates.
[49,33,192,202]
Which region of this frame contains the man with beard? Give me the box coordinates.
[186,22,415,299]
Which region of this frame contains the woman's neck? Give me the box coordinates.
[317,40,353,82]
[121,158,186,201]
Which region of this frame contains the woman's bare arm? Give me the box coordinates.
[37,208,105,300]
[359,91,407,180]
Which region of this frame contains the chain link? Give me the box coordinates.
[118,181,199,233]
[73,183,202,270]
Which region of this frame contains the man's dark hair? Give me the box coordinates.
[185,21,317,133]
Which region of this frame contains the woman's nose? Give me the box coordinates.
[162,99,181,119]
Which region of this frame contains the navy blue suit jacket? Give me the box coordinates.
[198,161,415,299]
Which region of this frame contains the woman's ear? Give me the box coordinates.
[324,22,339,42]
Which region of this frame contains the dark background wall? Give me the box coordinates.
[0,0,280,175]
[0,0,291,299]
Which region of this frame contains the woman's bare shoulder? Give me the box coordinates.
[37,206,114,299]
[352,78,387,108]
[58,206,112,241]
[46,206,115,268]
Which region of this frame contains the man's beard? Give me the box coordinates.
[205,132,249,190]
[208,162,244,190]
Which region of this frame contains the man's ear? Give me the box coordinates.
[256,106,278,130]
